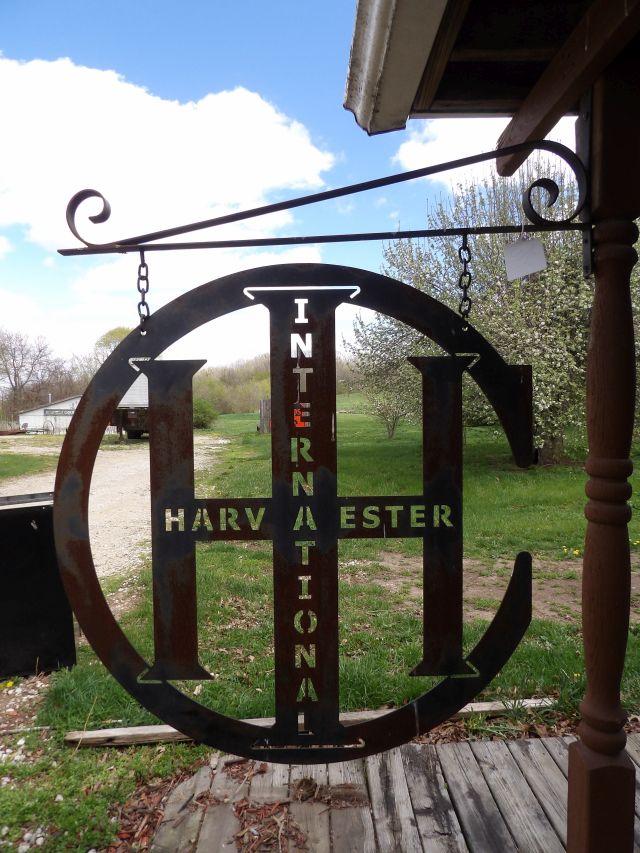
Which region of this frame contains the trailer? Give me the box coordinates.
[110,373,149,439]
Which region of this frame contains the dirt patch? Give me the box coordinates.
[194,434,229,469]
[362,551,640,624]
[0,434,228,579]
[292,777,368,808]
[0,435,63,456]
[0,676,49,736]
[412,713,640,745]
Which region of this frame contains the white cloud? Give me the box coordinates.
[66,245,324,362]
[334,199,355,216]
[1,245,325,363]
[394,116,577,188]
[0,57,334,250]
[0,286,40,325]
[0,56,335,363]
[0,235,13,259]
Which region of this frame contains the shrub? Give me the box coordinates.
[193,397,218,429]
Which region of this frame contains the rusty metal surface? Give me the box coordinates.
[54,263,533,763]
[138,359,210,683]
[409,356,474,677]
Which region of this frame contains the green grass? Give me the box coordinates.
[38,545,640,730]
[196,413,640,561]
[0,434,139,484]
[0,452,58,481]
[0,733,208,850]
[2,410,640,848]
[8,543,637,849]
[336,391,367,413]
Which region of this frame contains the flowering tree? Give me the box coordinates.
[350,159,631,463]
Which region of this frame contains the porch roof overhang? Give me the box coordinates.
[343,0,450,135]
[344,0,640,160]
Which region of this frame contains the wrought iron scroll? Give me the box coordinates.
[59,140,588,256]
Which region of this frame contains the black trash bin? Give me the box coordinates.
[0,493,76,679]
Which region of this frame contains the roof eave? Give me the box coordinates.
[344,0,449,135]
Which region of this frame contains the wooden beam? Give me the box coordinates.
[412,98,524,116]
[589,44,640,220]
[449,47,555,63]
[64,698,555,747]
[495,0,640,176]
[412,0,472,113]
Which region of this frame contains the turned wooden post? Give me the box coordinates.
[567,45,640,853]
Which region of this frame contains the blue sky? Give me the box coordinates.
[0,1,574,364]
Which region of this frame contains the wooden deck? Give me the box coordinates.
[152,734,640,851]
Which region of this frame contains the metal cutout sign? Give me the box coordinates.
[54,263,534,763]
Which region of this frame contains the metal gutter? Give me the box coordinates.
[344,0,449,134]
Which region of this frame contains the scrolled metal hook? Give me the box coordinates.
[65,189,112,247]
[60,138,588,253]
[520,140,587,227]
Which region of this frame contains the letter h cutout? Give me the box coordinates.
[137,360,211,682]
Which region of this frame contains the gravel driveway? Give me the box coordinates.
[0,435,226,577]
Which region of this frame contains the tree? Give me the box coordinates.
[350,314,420,437]
[0,329,54,416]
[71,327,132,386]
[193,354,271,414]
[95,327,131,361]
[350,158,601,462]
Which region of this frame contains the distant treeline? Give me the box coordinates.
[193,353,357,414]
[0,323,359,426]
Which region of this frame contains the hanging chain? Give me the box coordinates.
[136,250,150,332]
[457,233,472,323]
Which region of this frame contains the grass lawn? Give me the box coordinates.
[2,402,640,849]
[197,410,640,561]
[336,390,367,413]
[0,452,58,482]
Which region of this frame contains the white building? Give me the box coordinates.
[19,395,82,433]
[19,375,149,434]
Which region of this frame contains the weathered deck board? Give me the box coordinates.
[366,748,423,851]
[626,734,640,768]
[152,761,216,853]
[507,737,569,845]
[623,737,640,823]
[247,758,289,803]
[540,735,574,775]
[470,739,564,853]
[328,759,377,853]
[152,736,640,851]
[196,755,251,853]
[401,743,468,852]
[437,741,517,853]
[65,699,555,746]
[624,749,640,820]
[289,763,331,853]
